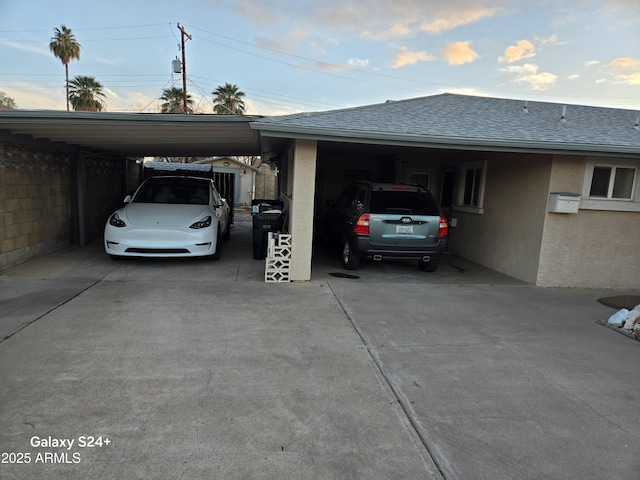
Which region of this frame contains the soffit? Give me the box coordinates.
[0,111,263,157]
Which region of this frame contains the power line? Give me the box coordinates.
[0,23,169,34]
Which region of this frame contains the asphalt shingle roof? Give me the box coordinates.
[257,94,640,153]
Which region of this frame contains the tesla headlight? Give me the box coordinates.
[190,215,212,229]
[109,213,126,227]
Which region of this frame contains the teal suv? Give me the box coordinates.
[324,182,449,272]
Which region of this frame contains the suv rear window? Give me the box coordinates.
[370,190,439,215]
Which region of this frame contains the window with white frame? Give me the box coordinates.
[456,160,487,214]
[407,171,431,190]
[581,159,640,212]
[589,166,635,199]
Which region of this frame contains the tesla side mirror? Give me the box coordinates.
[123,195,132,203]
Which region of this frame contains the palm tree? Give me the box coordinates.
[69,76,106,111]
[160,87,193,113]
[49,25,81,111]
[212,83,246,115]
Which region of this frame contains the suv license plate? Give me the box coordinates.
[396,225,413,234]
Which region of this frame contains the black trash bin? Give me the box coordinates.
[251,199,285,260]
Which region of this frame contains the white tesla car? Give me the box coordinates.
[104,176,230,260]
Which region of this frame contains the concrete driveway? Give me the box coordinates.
[1,213,638,479]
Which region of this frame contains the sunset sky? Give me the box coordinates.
[1,0,639,114]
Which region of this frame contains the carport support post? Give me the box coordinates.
[76,154,87,245]
[289,139,317,281]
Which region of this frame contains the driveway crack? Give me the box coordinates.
[328,283,448,480]
[0,273,111,345]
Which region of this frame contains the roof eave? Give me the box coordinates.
[252,123,640,157]
[0,110,264,125]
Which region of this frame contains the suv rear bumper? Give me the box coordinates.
[355,235,448,260]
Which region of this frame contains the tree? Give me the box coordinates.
[49,25,81,111]
[212,83,246,115]
[160,87,193,113]
[0,92,17,109]
[69,76,106,111]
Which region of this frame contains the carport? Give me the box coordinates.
[0,110,336,282]
[3,94,640,288]
[0,111,264,272]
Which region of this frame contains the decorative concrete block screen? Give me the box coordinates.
[265,233,291,283]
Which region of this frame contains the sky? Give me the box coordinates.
[1,0,639,115]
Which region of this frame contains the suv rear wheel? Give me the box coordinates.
[342,239,360,270]
[418,257,439,272]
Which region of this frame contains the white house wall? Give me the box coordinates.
[537,155,640,288]
[287,139,318,281]
[449,153,552,284]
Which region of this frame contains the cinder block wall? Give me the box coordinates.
[0,141,139,271]
[0,142,74,270]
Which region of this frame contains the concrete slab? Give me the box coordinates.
[311,238,526,286]
[0,214,440,479]
[1,212,638,479]
[328,282,640,480]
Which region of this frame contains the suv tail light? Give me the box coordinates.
[354,213,370,235]
[437,216,449,237]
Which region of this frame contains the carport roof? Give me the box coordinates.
[2,95,639,159]
[253,94,640,156]
[0,110,263,157]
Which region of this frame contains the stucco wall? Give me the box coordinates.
[450,153,553,284]
[537,155,640,288]
[0,142,74,270]
[288,139,317,281]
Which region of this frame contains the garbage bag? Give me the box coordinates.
[607,308,629,327]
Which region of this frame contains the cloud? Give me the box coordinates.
[315,61,348,72]
[568,74,580,80]
[311,57,370,72]
[390,47,436,68]
[441,41,478,65]
[610,57,640,70]
[0,40,50,57]
[578,56,640,87]
[498,39,535,64]
[500,63,558,90]
[608,57,640,85]
[535,34,569,48]
[232,0,279,26]
[255,27,312,53]
[2,83,65,110]
[347,58,370,68]
[361,23,413,41]
[536,34,559,47]
[616,72,640,85]
[418,6,501,34]
[233,0,504,41]
[362,5,501,39]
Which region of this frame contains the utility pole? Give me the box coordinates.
[177,23,192,113]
